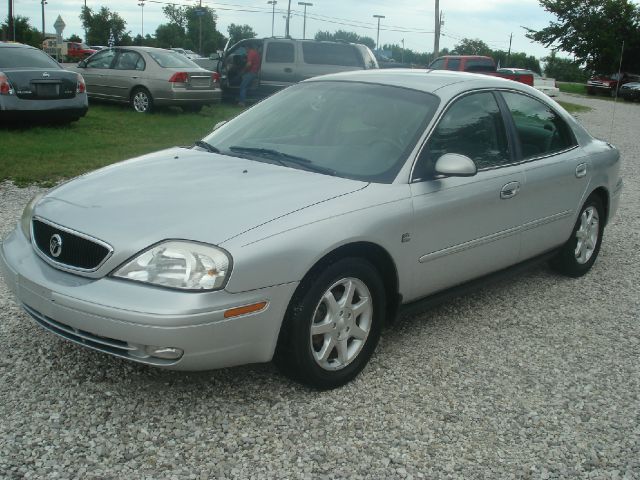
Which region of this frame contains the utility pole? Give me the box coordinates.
[506,32,513,67]
[285,0,292,37]
[433,0,440,57]
[401,38,405,64]
[41,0,48,43]
[83,0,87,43]
[267,1,277,37]
[138,1,145,40]
[199,0,203,56]
[7,0,13,41]
[373,14,385,52]
[298,2,312,40]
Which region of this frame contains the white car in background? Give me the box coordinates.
[498,68,560,97]
[170,48,200,60]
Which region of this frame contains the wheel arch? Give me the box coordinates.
[589,186,610,225]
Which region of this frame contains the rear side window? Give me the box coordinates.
[114,51,145,71]
[446,59,461,71]
[464,58,495,72]
[302,43,362,67]
[265,42,294,63]
[0,47,60,69]
[501,92,576,159]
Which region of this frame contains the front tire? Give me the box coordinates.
[275,258,385,389]
[550,195,605,277]
[131,87,153,113]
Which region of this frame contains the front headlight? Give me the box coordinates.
[113,241,231,291]
[20,193,45,241]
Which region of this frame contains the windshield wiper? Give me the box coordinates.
[228,146,336,176]
[193,140,221,154]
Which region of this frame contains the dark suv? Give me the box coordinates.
[219,38,378,99]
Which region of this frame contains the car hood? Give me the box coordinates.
[35,147,368,254]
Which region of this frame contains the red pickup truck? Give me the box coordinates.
[429,55,534,86]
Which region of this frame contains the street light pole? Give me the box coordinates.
[285,0,291,37]
[297,2,312,40]
[373,14,385,52]
[138,1,145,40]
[41,0,48,43]
[267,1,277,37]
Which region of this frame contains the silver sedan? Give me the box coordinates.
[68,46,221,113]
[0,70,622,389]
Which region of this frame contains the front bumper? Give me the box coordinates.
[0,227,298,370]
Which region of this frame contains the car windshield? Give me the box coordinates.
[147,50,199,68]
[0,47,60,69]
[203,81,439,183]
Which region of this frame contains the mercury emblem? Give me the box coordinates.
[49,234,63,258]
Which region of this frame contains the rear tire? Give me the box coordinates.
[130,87,153,113]
[550,195,604,277]
[275,258,385,389]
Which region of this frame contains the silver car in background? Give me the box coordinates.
[0,70,622,389]
[68,46,221,113]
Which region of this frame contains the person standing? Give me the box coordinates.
[238,44,261,106]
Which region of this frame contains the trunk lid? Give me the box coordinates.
[4,68,78,99]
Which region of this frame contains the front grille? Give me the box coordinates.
[32,218,111,271]
[23,304,176,366]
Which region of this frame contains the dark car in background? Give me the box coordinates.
[0,42,88,123]
[219,38,378,99]
[619,82,640,102]
[67,46,221,113]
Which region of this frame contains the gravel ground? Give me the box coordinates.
[0,95,639,479]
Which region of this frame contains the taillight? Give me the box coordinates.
[211,72,220,83]
[76,73,86,94]
[0,72,13,95]
[169,72,189,83]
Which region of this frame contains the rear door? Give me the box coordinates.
[260,40,297,94]
[105,50,147,101]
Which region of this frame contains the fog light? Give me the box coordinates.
[144,345,184,360]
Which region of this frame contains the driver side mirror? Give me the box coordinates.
[434,153,477,177]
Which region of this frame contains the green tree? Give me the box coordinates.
[314,30,376,50]
[155,4,224,55]
[543,51,589,82]
[451,38,493,56]
[493,50,542,73]
[155,23,187,49]
[67,34,82,43]
[227,23,256,45]
[1,15,42,47]
[527,0,640,73]
[80,6,128,46]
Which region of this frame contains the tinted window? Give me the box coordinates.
[114,51,145,71]
[0,47,60,69]
[464,58,495,72]
[302,43,361,67]
[419,92,510,176]
[446,59,461,71]
[501,92,576,159]
[265,42,294,63]
[147,50,199,68]
[204,81,439,183]
[86,49,116,69]
[429,58,445,69]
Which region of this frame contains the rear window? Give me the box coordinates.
[147,50,199,68]
[302,43,362,67]
[0,47,60,69]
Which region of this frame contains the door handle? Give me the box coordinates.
[575,163,587,178]
[284,67,293,73]
[131,76,139,79]
[500,181,520,199]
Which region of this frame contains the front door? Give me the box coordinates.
[80,48,117,98]
[409,91,524,300]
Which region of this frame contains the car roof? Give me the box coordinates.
[0,42,34,49]
[305,69,534,96]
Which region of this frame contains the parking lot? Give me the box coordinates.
[0,93,638,479]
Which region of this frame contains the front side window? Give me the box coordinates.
[203,81,439,183]
[265,42,294,63]
[302,43,361,67]
[114,51,145,71]
[416,92,510,178]
[501,92,576,159]
[86,49,116,69]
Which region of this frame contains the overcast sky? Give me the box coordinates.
[1,0,624,58]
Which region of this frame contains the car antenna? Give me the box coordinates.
[609,40,625,144]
